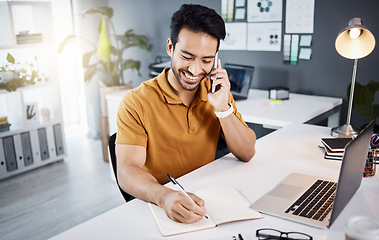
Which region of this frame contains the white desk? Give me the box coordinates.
[237,89,342,129]
[106,89,342,135]
[51,124,378,240]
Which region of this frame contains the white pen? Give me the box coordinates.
[167,173,208,219]
[211,52,218,93]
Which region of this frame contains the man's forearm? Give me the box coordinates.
[219,113,256,161]
[118,165,172,207]
[118,164,207,224]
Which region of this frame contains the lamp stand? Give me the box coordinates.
[331,59,360,137]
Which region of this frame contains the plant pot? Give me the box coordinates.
[99,80,132,116]
[99,80,132,162]
[0,72,17,83]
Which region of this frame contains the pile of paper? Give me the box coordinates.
[0,116,10,132]
[320,137,353,160]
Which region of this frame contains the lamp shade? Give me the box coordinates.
[335,18,375,59]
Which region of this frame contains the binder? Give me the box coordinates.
[30,130,42,164]
[38,128,49,160]
[46,125,56,158]
[0,139,8,175]
[321,137,353,152]
[21,132,34,166]
[2,136,18,171]
[53,124,65,156]
[13,134,25,170]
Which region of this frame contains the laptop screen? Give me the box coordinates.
[329,120,375,227]
[224,63,255,100]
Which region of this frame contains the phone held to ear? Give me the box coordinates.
[211,52,218,93]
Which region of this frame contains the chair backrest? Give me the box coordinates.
[109,133,134,202]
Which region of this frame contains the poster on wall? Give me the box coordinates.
[25,102,39,124]
[285,0,315,33]
[247,22,282,51]
[220,22,247,50]
[247,0,283,22]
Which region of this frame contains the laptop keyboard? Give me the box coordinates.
[285,179,336,221]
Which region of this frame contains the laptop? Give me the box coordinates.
[224,63,255,100]
[250,120,375,229]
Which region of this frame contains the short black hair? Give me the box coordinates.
[170,4,226,51]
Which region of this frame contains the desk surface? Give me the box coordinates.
[106,89,342,134]
[236,89,342,128]
[51,124,378,240]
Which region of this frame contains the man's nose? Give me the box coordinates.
[188,60,202,76]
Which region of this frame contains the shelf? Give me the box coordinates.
[0,1,53,48]
[0,81,57,94]
[0,121,67,180]
[0,1,66,180]
[0,41,53,50]
[0,85,62,130]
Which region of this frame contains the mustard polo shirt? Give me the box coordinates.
[116,68,246,184]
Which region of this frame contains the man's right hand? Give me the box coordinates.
[161,190,207,224]
[116,144,207,224]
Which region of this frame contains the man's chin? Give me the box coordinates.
[180,82,199,91]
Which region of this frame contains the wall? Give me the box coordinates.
[109,0,379,129]
[71,0,109,138]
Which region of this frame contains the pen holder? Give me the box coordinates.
[363,149,377,177]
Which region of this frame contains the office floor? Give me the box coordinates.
[0,129,125,240]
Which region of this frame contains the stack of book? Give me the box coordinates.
[320,137,353,160]
[0,116,10,132]
[16,33,43,44]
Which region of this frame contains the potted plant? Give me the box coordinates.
[58,6,151,86]
[58,6,151,115]
[58,6,151,160]
[348,80,379,132]
[0,53,48,92]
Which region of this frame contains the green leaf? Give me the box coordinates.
[348,80,379,120]
[81,6,113,19]
[7,53,15,64]
[82,50,97,68]
[122,59,141,75]
[354,103,379,120]
[57,35,77,53]
[83,64,98,83]
[119,30,152,51]
[96,16,111,62]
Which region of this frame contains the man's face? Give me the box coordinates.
[167,28,218,92]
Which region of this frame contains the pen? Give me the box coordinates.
[167,173,208,219]
[211,52,218,93]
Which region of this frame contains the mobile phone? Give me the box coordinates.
[211,52,218,93]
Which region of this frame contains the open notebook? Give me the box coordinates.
[148,187,263,236]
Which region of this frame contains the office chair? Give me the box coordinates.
[108,133,135,202]
[109,132,229,202]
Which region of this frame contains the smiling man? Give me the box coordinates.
[115,4,256,224]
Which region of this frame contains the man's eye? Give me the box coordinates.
[203,60,211,64]
[182,55,191,60]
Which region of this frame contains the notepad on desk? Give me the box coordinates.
[148,187,263,236]
[320,137,353,161]
[321,137,353,152]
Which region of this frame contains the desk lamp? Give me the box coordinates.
[331,18,375,137]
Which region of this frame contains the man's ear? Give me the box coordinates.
[166,38,173,57]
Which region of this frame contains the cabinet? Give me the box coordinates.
[0,1,66,180]
[0,122,66,179]
[0,1,54,48]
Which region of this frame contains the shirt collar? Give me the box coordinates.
[157,67,211,105]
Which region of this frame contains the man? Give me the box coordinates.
[115,4,256,224]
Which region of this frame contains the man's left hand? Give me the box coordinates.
[208,59,230,112]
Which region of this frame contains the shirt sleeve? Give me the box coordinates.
[115,90,148,147]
